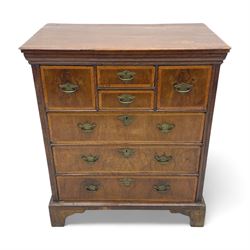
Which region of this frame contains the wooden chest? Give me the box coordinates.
[20,23,230,226]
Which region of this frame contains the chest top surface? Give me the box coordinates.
[20,23,230,52]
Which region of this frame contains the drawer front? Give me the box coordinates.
[99,90,154,110]
[158,66,212,110]
[57,176,197,202]
[53,145,200,174]
[41,66,95,110]
[97,66,155,88]
[48,112,205,143]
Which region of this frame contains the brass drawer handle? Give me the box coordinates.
[154,183,171,192]
[154,153,172,164]
[119,178,134,187]
[118,94,135,104]
[81,154,99,164]
[78,122,96,133]
[59,82,79,94]
[118,148,135,158]
[174,82,192,94]
[118,115,134,126]
[85,184,99,192]
[157,122,175,133]
[117,70,136,82]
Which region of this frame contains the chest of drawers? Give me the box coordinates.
[20,23,230,226]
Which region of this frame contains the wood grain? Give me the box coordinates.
[97,66,155,88]
[57,176,197,202]
[49,197,206,227]
[20,24,230,226]
[49,202,85,226]
[32,65,59,200]
[157,66,212,111]
[52,145,201,174]
[196,65,221,200]
[47,112,205,144]
[41,66,95,110]
[20,24,230,51]
[98,90,154,110]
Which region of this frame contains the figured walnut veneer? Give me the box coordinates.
[21,23,229,226]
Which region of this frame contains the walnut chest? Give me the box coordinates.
[20,23,230,226]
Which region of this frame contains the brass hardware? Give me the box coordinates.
[153,183,171,192]
[118,94,135,104]
[119,178,134,187]
[118,148,135,158]
[174,82,193,94]
[59,82,79,94]
[78,122,96,133]
[154,153,172,164]
[85,184,99,192]
[81,154,99,164]
[117,70,136,82]
[118,115,134,126]
[157,122,175,133]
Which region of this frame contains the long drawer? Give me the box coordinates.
[53,145,201,174]
[57,176,197,202]
[48,112,205,143]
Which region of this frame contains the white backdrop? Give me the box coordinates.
[0,0,249,249]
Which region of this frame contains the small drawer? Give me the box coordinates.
[48,112,205,143]
[97,66,155,88]
[158,66,212,111]
[98,90,154,110]
[57,176,197,202]
[53,145,201,174]
[41,66,95,110]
